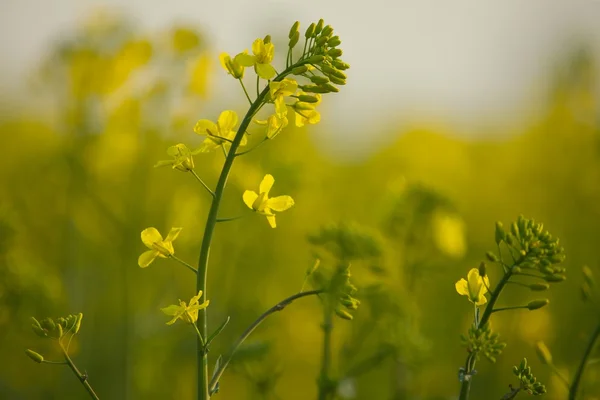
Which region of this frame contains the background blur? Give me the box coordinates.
[1,1,600,399]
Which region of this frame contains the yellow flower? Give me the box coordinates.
[243,174,294,228]
[194,110,247,152]
[292,92,321,127]
[235,38,277,80]
[138,227,182,268]
[161,290,209,325]
[154,143,200,172]
[219,52,244,79]
[455,268,490,305]
[255,95,289,139]
[269,79,298,100]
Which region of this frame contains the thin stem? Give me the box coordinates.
[256,75,260,98]
[192,320,206,348]
[220,144,228,159]
[216,215,244,223]
[42,360,68,365]
[171,255,198,274]
[491,305,528,313]
[190,170,215,198]
[196,60,310,400]
[317,302,334,400]
[239,79,253,105]
[235,138,268,156]
[59,343,100,400]
[548,363,570,389]
[569,320,600,400]
[208,290,323,393]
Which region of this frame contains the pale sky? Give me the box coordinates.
[2,0,600,157]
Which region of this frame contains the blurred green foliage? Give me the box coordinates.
[1,12,599,400]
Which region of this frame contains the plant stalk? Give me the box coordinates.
[569,320,600,400]
[317,303,334,400]
[60,343,100,400]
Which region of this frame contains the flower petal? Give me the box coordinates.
[160,305,182,316]
[219,53,231,72]
[234,52,255,67]
[154,160,174,168]
[189,290,203,306]
[266,215,277,228]
[267,195,294,212]
[165,227,183,243]
[455,278,469,296]
[243,190,259,209]
[218,110,238,133]
[475,294,488,306]
[259,174,275,195]
[138,250,159,268]
[194,120,217,136]
[251,38,264,56]
[256,63,276,80]
[141,228,163,248]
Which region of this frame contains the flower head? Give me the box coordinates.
[269,79,298,100]
[255,95,289,139]
[138,227,182,268]
[234,38,276,80]
[161,290,209,325]
[219,52,244,79]
[292,92,321,127]
[154,143,200,172]
[243,174,294,228]
[455,268,490,305]
[194,110,247,152]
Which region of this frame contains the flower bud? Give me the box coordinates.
[315,36,329,46]
[511,222,520,238]
[495,222,506,244]
[544,274,566,283]
[298,94,319,103]
[321,25,333,37]
[301,85,329,94]
[289,21,300,39]
[25,349,44,363]
[581,283,592,302]
[478,262,487,278]
[310,75,330,84]
[305,23,316,38]
[327,36,341,47]
[535,341,553,365]
[294,102,316,111]
[40,318,56,332]
[314,19,324,35]
[328,75,346,85]
[263,35,272,44]
[485,251,499,262]
[306,55,326,64]
[335,307,353,320]
[582,265,595,287]
[512,267,522,274]
[73,313,83,334]
[321,65,347,80]
[320,83,339,93]
[332,60,350,70]
[327,48,343,58]
[528,283,550,291]
[289,31,300,49]
[292,65,308,75]
[527,299,549,310]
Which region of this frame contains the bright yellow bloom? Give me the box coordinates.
[138,227,182,268]
[255,95,289,139]
[292,92,321,127]
[160,290,209,325]
[194,110,247,152]
[219,52,244,79]
[154,143,200,172]
[235,38,276,80]
[455,268,490,305]
[243,174,294,228]
[269,79,298,100]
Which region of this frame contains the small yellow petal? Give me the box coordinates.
[455,278,469,296]
[267,195,294,212]
[141,228,163,248]
[138,250,159,268]
[243,191,259,209]
[217,110,238,132]
[259,174,275,195]
[194,120,217,136]
[165,227,183,242]
[266,215,277,228]
[256,63,276,80]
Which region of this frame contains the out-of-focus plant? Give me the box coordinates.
[456,216,566,399]
[534,265,600,400]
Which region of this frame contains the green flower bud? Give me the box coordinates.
[40,318,56,332]
[310,75,330,84]
[263,35,272,44]
[306,55,326,64]
[289,31,300,49]
[56,323,63,338]
[292,65,309,75]
[25,349,44,363]
[535,341,553,365]
[519,358,528,370]
[332,60,350,70]
[548,254,565,263]
[294,102,316,111]
[327,36,341,47]
[328,75,346,85]
[495,222,506,244]
[511,222,520,238]
[478,262,487,278]
[485,251,499,262]
[315,36,329,47]
[305,23,316,38]
[320,83,339,93]
[544,274,566,283]
[512,267,522,274]
[289,21,300,39]
[582,265,595,286]
[31,317,47,338]
[328,48,343,58]
[527,299,549,310]
[57,317,66,328]
[314,19,324,35]
[301,85,329,94]
[335,307,353,320]
[74,313,83,334]
[321,65,347,80]
[528,283,550,291]
[321,25,333,37]
[505,233,515,245]
[298,94,319,103]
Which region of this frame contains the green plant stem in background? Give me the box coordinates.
[195,59,315,400]
[208,289,323,394]
[458,269,515,400]
[317,303,334,400]
[59,343,100,400]
[171,255,198,274]
[569,321,600,400]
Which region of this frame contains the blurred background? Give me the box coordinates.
[1,1,600,399]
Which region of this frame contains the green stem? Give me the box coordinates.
[569,320,600,400]
[60,343,100,400]
[235,138,268,156]
[208,290,323,393]
[239,79,253,105]
[458,270,514,400]
[190,170,215,198]
[491,305,528,313]
[317,302,334,400]
[171,255,198,274]
[196,60,311,400]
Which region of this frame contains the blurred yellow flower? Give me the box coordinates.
[194,110,247,152]
[138,227,182,268]
[243,174,294,228]
[219,52,245,79]
[235,38,276,80]
[432,212,466,258]
[161,290,209,325]
[154,144,200,172]
[455,268,490,305]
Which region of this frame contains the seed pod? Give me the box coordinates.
[495,222,506,244]
[544,274,566,283]
[25,349,44,363]
[486,251,499,262]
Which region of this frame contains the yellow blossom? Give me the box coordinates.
[138,227,182,268]
[455,268,490,305]
[292,92,321,127]
[255,95,289,139]
[194,110,247,152]
[269,79,298,100]
[243,174,294,228]
[235,38,277,80]
[219,52,244,79]
[161,290,209,325]
[154,143,200,172]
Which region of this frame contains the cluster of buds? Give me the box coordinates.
[307,222,382,262]
[512,358,547,396]
[329,264,360,320]
[31,313,83,340]
[461,322,506,363]
[492,216,566,283]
